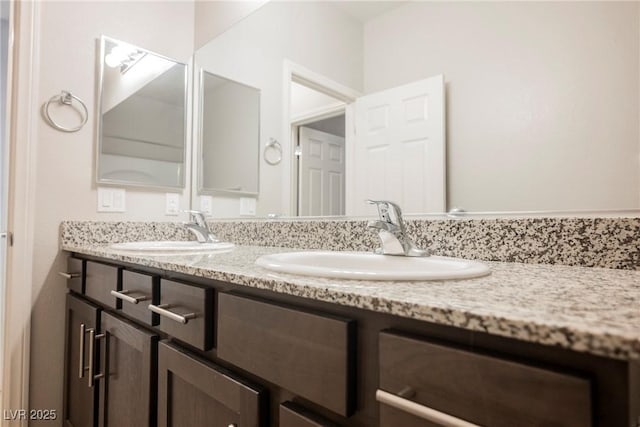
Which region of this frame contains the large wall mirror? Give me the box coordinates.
[197,70,260,196]
[193,1,640,218]
[97,36,188,189]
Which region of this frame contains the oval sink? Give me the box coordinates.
[256,251,490,281]
[110,241,234,254]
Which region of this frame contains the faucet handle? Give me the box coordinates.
[182,210,208,227]
[366,199,404,227]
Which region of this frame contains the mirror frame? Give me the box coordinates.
[95,35,189,190]
[196,68,261,197]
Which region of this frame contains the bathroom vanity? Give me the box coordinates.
[60,242,640,427]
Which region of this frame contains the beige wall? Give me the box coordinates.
[28,1,194,421]
[365,1,640,212]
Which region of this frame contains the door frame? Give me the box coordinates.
[281,60,360,216]
[2,1,39,425]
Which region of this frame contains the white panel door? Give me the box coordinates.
[351,75,445,215]
[298,127,345,216]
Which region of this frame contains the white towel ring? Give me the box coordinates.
[263,137,282,165]
[44,90,88,133]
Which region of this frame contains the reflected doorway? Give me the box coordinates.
[289,81,347,216]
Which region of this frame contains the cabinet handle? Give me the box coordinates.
[111,289,149,304]
[87,328,95,387]
[78,323,86,378]
[376,389,481,427]
[59,272,81,279]
[87,330,106,388]
[148,304,197,324]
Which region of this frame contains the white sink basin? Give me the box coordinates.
[256,251,490,281]
[110,241,234,254]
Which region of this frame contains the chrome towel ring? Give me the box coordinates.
[43,90,88,132]
[263,137,282,165]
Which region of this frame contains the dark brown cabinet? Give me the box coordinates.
[63,254,640,427]
[157,341,265,427]
[153,279,213,351]
[63,294,159,427]
[64,294,100,427]
[217,293,356,417]
[378,331,592,427]
[98,312,158,427]
[64,261,264,427]
[85,261,119,308]
[118,270,158,326]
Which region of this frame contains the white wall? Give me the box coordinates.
[194,1,363,217]
[28,1,194,421]
[364,1,640,212]
[194,0,268,50]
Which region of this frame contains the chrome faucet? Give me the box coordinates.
[366,200,430,257]
[183,210,218,243]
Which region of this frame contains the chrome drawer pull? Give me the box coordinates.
[87,328,95,387]
[59,272,81,279]
[78,324,86,379]
[87,331,105,388]
[376,389,481,427]
[148,304,197,324]
[111,289,149,305]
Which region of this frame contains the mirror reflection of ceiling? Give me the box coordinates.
[194,1,640,217]
[98,37,187,189]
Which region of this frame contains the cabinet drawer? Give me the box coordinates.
[63,257,83,293]
[116,270,158,326]
[152,279,213,351]
[217,293,356,416]
[378,331,592,427]
[85,261,119,308]
[280,402,341,427]
[157,341,265,427]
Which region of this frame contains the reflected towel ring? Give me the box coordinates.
[263,138,282,165]
[43,90,88,132]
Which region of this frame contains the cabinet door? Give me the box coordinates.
[98,312,158,427]
[157,341,265,427]
[64,294,100,427]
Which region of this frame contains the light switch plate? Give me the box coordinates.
[199,195,213,216]
[165,193,180,216]
[97,187,126,212]
[240,197,257,216]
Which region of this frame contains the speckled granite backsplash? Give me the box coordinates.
[60,217,640,270]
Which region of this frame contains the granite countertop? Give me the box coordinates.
[62,243,640,361]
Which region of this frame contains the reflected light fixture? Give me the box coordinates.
[105,44,146,74]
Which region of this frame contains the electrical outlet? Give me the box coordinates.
[165,193,180,216]
[97,188,126,212]
[240,197,257,216]
[199,195,213,216]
